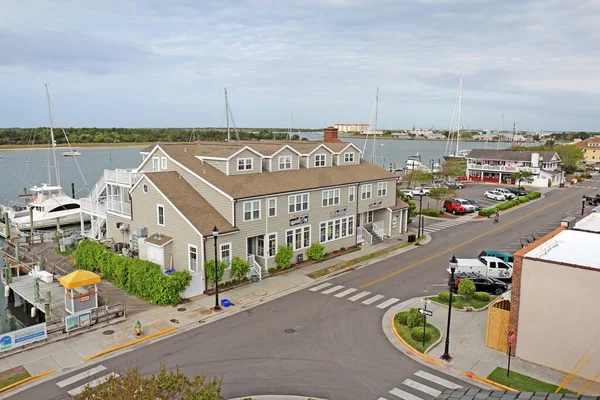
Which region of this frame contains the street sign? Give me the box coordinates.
[418,308,433,317]
[508,329,516,346]
[421,298,431,305]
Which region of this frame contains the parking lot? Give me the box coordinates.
[414,182,519,211]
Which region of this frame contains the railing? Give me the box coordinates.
[357,228,363,243]
[466,164,540,174]
[104,169,141,186]
[106,197,131,217]
[88,174,106,201]
[373,220,385,240]
[247,255,261,280]
[80,198,107,215]
[361,226,373,245]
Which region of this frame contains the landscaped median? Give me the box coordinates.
[428,291,497,310]
[487,367,575,394]
[0,368,55,394]
[478,191,541,217]
[393,309,441,353]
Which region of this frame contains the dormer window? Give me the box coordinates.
[278,155,292,170]
[344,152,354,163]
[315,154,326,167]
[237,158,253,171]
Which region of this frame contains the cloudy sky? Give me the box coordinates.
[1,0,599,131]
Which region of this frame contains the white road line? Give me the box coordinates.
[57,366,107,388]
[403,378,441,397]
[423,228,440,233]
[377,398,389,400]
[414,370,462,389]
[389,387,423,400]
[348,291,371,301]
[334,288,357,298]
[309,282,332,292]
[362,294,384,305]
[67,373,119,396]
[321,285,345,295]
[376,298,400,309]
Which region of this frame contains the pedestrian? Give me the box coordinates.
[493,210,499,224]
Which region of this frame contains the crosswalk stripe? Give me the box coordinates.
[414,370,462,389]
[423,228,440,232]
[334,288,357,298]
[376,298,400,309]
[348,291,371,301]
[67,373,119,396]
[321,285,345,294]
[389,387,423,400]
[309,282,332,292]
[57,366,107,388]
[362,294,384,305]
[377,398,389,400]
[403,378,441,397]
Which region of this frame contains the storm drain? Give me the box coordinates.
[177,308,186,312]
[284,328,296,334]
[103,330,115,335]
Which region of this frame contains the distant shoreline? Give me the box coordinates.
[0,142,150,151]
[336,134,533,143]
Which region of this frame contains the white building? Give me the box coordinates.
[333,124,370,133]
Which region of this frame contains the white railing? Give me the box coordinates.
[88,174,106,201]
[80,198,106,215]
[105,169,141,186]
[106,197,131,217]
[247,255,261,280]
[466,163,540,174]
[373,220,385,240]
[361,226,373,245]
[357,228,363,243]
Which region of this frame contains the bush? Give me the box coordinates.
[230,256,251,281]
[407,307,426,329]
[473,291,491,302]
[205,259,227,285]
[478,208,497,217]
[274,245,294,269]
[458,279,476,299]
[74,240,191,306]
[438,292,450,302]
[478,192,541,216]
[395,312,409,325]
[410,326,433,343]
[527,191,541,199]
[306,243,325,261]
[420,209,442,217]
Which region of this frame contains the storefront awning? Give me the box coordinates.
[59,270,101,289]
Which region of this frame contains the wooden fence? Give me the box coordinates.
[485,299,511,352]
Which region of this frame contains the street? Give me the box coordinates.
[7,185,590,400]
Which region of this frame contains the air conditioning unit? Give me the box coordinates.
[137,226,148,238]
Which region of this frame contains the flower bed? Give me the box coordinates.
[270,245,360,277]
[478,192,541,216]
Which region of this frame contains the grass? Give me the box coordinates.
[487,367,576,394]
[0,367,30,390]
[394,315,441,353]
[428,294,496,310]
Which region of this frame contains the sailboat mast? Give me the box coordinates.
[44,84,60,187]
[224,87,231,142]
[372,87,379,163]
[287,112,293,141]
[455,75,462,157]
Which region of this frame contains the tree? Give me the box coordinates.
[509,171,534,190]
[230,256,251,281]
[205,259,227,286]
[554,144,584,174]
[429,187,457,211]
[73,365,224,400]
[437,160,466,180]
[274,245,293,269]
[397,191,417,218]
[403,170,429,186]
[532,134,541,142]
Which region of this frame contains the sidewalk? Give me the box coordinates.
[0,231,428,382]
[383,296,600,396]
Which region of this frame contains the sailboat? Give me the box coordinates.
[444,75,471,161]
[63,150,81,157]
[2,85,90,231]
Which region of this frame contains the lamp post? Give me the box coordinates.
[212,226,221,311]
[516,172,521,199]
[442,254,458,361]
[582,196,586,216]
[417,193,424,238]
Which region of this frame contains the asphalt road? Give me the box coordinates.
[8,184,591,400]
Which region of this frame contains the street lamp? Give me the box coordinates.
[212,226,221,311]
[516,172,521,199]
[417,193,424,238]
[442,254,458,361]
[582,196,586,216]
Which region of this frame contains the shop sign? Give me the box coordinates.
[331,209,346,218]
[80,295,90,302]
[289,215,309,226]
[368,201,382,209]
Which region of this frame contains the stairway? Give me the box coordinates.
[364,224,384,245]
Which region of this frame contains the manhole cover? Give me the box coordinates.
[177,308,186,312]
[103,330,114,335]
[197,308,212,315]
[284,328,295,334]
[170,319,180,324]
[253,290,267,297]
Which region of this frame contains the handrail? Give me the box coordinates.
[373,220,384,240]
[247,255,261,280]
[361,226,373,245]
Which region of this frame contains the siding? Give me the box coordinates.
[300,155,308,168]
[228,149,262,176]
[203,160,227,174]
[308,148,333,168]
[357,178,396,214]
[339,147,360,166]
[272,148,300,171]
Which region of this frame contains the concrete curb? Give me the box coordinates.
[229,396,327,400]
[460,372,518,392]
[0,369,55,394]
[427,291,510,313]
[389,311,441,366]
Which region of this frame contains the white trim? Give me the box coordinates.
[237,157,253,171]
[242,199,261,221]
[268,144,302,158]
[157,204,165,226]
[319,215,355,244]
[188,244,199,272]
[388,209,393,237]
[335,142,362,155]
[287,192,310,214]
[227,145,265,160]
[344,151,355,163]
[267,232,277,258]
[278,155,293,170]
[267,197,277,217]
[161,157,167,169]
[348,186,355,202]
[285,225,311,251]
[152,156,160,172]
[377,181,388,197]
[361,184,373,200]
[314,153,327,167]
[196,156,229,161]
[304,143,335,156]
[145,238,173,248]
[226,160,229,175]
[321,188,340,207]
[219,242,232,265]
[142,184,148,194]
[269,158,272,171]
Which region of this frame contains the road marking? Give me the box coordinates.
[414,370,462,388]
[376,298,400,309]
[348,291,371,301]
[67,373,119,396]
[389,387,423,400]
[403,378,441,397]
[321,285,345,294]
[57,366,107,388]
[360,189,584,289]
[362,294,384,305]
[309,283,332,292]
[334,288,357,298]
[377,398,389,400]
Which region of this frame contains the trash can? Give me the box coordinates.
[407,234,416,243]
[297,254,304,264]
[221,299,231,307]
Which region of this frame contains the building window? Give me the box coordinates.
[268,233,277,258]
[257,236,264,257]
[220,243,231,266]
[322,189,340,207]
[288,193,309,213]
[188,245,198,271]
[344,152,354,163]
[243,200,261,221]
[152,157,160,172]
[348,186,355,202]
[286,226,310,251]
[143,184,148,194]
[268,198,277,217]
[361,184,372,200]
[314,154,326,167]
[237,158,253,171]
[320,216,354,244]
[157,205,165,226]
[161,157,167,169]
[278,155,292,170]
[377,182,388,197]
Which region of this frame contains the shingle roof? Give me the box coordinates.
[467,149,558,162]
[575,137,600,149]
[390,197,409,211]
[438,388,598,400]
[145,233,172,246]
[144,171,238,235]
[157,143,397,199]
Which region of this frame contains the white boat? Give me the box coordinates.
[63,150,81,157]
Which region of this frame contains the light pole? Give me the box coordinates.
[516,172,521,199]
[442,254,458,361]
[212,226,221,311]
[417,193,424,238]
[582,196,586,216]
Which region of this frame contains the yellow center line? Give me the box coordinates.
[359,189,585,289]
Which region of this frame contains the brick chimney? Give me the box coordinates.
[323,126,341,143]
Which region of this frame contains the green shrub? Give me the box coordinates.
[230,256,251,281]
[478,192,541,216]
[527,191,541,199]
[438,292,450,302]
[420,209,442,217]
[478,208,497,217]
[407,307,425,329]
[395,311,409,325]
[473,291,491,301]
[410,326,433,342]
[274,245,294,269]
[306,243,325,261]
[205,259,227,285]
[458,279,476,299]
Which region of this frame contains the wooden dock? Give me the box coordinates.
[7,275,69,321]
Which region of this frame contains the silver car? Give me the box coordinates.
[456,198,476,213]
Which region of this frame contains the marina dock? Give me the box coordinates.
[7,275,69,321]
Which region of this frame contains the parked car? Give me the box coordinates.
[484,189,507,201]
[412,186,430,196]
[400,189,413,199]
[449,256,513,280]
[452,181,465,189]
[427,183,443,189]
[478,250,514,266]
[451,272,508,295]
[455,198,476,213]
[444,182,458,189]
[494,188,516,199]
[442,199,466,215]
[506,187,527,197]
[585,194,600,206]
[466,199,482,211]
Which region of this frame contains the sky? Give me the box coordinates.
[1,0,599,131]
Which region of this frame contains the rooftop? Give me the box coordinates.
[524,229,600,270]
[437,388,599,400]
[467,149,558,162]
[573,212,600,233]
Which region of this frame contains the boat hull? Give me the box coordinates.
[14,212,90,230]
